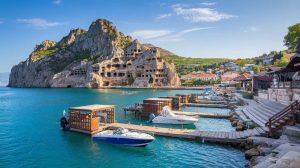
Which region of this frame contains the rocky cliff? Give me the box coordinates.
[9,19,181,88]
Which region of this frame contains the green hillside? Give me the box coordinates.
[161,55,229,75]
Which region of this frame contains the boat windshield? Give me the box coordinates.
[113,128,129,135]
[161,106,176,116]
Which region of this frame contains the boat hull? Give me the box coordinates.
[92,136,154,147]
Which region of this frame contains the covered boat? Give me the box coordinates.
[151,106,199,124]
[92,128,155,147]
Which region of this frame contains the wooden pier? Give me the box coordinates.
[183,103,229,108]
[172,111,230,118]
[194,100,227,104]
[123,105,230,119]
[66,104,266,145]
[103,123,266,144]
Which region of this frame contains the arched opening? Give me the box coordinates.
[104,81,110,86]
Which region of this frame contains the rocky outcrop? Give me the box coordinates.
[9,19,181,88]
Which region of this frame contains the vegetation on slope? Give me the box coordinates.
[49,49,91,73]
[31,49,59,62]
[161,55,229,75]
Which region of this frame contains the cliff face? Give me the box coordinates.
[9,19,181,88]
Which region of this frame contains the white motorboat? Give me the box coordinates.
[151,106,199,124]
[92,128,155,147]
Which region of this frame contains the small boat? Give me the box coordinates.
[92,128,155,147]
[151,106,199,124]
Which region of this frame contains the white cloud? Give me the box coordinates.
[53,0,62,5]
[17,18,66,28]
[244,26,259,33]
[129,30,173,39]
[200,2,216,6]
[129,26,213,42]
[155,27,213,42]
[180,27,213,34]
[156,13,172,20]
[173,7,236,22]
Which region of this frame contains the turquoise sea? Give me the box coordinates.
[0,87,248,168]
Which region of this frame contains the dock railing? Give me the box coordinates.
[265,100,299,136]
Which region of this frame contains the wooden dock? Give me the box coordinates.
[172,111,230,118]
[195,100,227,104]
[103,123,266,144]
[183,103,229,108]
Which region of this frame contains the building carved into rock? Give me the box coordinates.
[9,19,181,88]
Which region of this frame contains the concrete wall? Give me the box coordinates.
[258,91,268,100]
[267,88,292,105]
[259,88,300,105]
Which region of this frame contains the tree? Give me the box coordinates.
[274,55,289,67]
[252,65,261,74]
[235,59,247,67]
[284,23,300,51]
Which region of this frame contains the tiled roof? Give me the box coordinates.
[192,73,217,78]
[221,77,235,81]
[233,74,250,81]
[223,71,240,75]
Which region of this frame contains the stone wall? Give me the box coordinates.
[259,88,300,105]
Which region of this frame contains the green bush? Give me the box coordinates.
[31,49,59,61]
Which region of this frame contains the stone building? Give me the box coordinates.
[96,40,180,87]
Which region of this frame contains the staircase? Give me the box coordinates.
[242,100,286,133]
[265,100,300,136]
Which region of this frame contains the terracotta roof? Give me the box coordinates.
[192,73,217,78]
[243,72,252,78]
[223,71,240,75]
[233,74,251,81]
[221,77,235,81]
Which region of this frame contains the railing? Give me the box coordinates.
[265,100,299,135]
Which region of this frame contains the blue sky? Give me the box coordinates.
[0,0,300,72]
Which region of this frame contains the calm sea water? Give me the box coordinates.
[0,87,247,168]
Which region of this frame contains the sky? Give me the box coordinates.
[0,0,300,72]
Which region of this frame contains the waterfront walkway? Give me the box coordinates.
[102,123,266,144]
[182,103,229,108]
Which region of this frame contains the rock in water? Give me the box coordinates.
[9,19,181,88]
